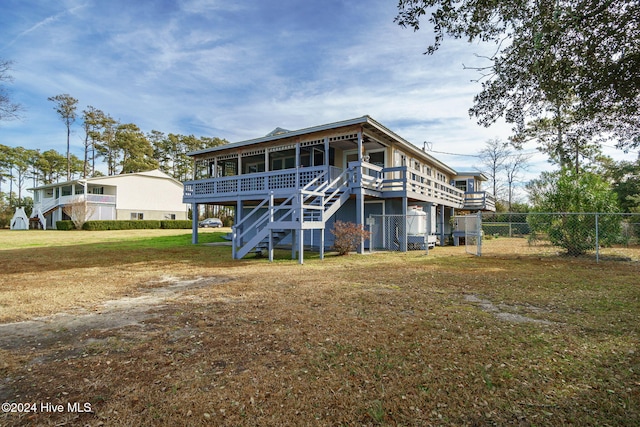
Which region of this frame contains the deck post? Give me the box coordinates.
[191,203,199,244]
[319,228,325,260]
[324,137,329,171]
[236,199,243,246]
[291,229,297,259]
[439,205,445,246]
[298,229,304,264]
[401,198,408,252]
[269,192,274,262]
[356,188,365,254]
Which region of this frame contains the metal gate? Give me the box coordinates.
[464,212,482,256]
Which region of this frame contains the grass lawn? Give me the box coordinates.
[0,229,639,426]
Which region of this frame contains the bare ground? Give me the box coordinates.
[1,232,639,426]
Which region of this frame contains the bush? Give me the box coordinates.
[56,220,75,230]
[160,220,192,229]
[331,221,371,255]
[82,220,162,230]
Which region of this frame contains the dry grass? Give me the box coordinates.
[1,230,639,426]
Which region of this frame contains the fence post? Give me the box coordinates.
[595,213,599,263]
[477,211,482,256]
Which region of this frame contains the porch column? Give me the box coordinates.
[324,137,329,175]
[291,229,297,259]
[439,205,445,246]
[191,203,199,244]
[237,199,243,246]
[357,131,363,161]
[298,229,304,265]
[402,197,408,252]
[356,189,365,254]
[295,143,300,188]
[319,228,325,260]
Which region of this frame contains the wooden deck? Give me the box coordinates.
[183,161,495,209]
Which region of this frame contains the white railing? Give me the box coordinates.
[184,166,327,200]
[464,192,496,211]
[35,194,116,213]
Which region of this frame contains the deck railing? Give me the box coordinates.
[35,194,116,214]
[463,191,496,211]
[184,166,328,200]
[184,163,482,209]
[375,166,465,207]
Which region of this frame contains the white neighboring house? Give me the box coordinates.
[29,169,188,229]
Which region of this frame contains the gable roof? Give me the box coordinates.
[188,115,458,175]
[28,169,183,191]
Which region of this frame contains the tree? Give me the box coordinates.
[6,146,37,206]
[92,111,118,175]
[48,94,79,180]
[0,59,21,122]
[527,168,621,255]
[81,106,104,178]
[62,197,96,230]
[0,144,13,199]
[478,138,509,199]
[115,123,158,174]
[602,158,640,213]
[36,149,67,184]
[395,0,640,152]
[503,151,531,211]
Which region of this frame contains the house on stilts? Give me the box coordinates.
[183,116,495,263]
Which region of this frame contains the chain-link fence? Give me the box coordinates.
[368,214,436,253]
[481,212,640,262]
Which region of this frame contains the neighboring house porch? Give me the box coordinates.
[30,170,187,229]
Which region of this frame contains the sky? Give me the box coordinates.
[0,0,634,200]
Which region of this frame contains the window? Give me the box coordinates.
[166,214,176,220]
[131,212,144,220]
[91,187,104,195]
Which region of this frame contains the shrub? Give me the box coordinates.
[527,169,621,255]
[160,220,192,229]
[82,220,162,230]
[62,198,95,230]
[331,220,371,255]
[56,220,75,230]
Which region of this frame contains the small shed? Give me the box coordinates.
[10,207,29,230]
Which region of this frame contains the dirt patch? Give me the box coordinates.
[464,294,559,325]
[0,276,228,351]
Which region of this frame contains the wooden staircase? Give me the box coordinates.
[232,167,352,261]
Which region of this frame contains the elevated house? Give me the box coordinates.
[30,169,187,229]
[183,116,495,262]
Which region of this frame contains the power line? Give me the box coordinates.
[427,149,539,158]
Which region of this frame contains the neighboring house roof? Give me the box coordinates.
[188,115,459,175]
[28,169,183,191]
[456,171,489,181]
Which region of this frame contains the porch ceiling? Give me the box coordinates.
[330,135,387,151]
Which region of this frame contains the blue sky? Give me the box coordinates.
[1,0,632,196]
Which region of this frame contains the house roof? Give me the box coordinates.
[28,169,183,191]
[188,115,460,175]
[456,171,489,181]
